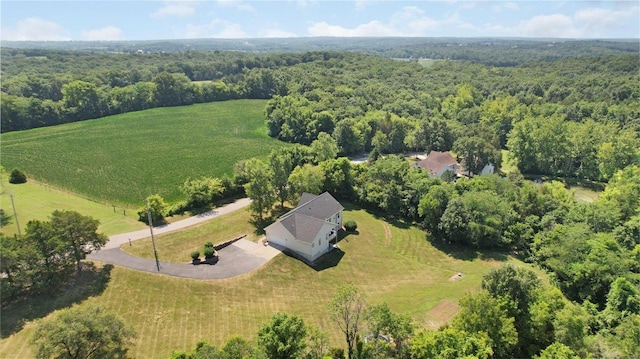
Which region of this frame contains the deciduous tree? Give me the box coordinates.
[257,313,307,359]
[244,158,276,221]
[30,305,136,359]
[452,292,517,359]
[49,210,107,272]
[311,132,339,163]
[329,285,367,359]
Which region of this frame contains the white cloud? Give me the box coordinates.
[1,17,70,41]
[492,1,519,12]
[513,6,638,38]
[217,0,255,11]
[80,26,123,41]
[574,6,638,32]
[308,20,402,37]
[392,6,469,34]
[183,19,248,38]
[355,0,371,10]
[150,1,197,18]
[519,14,579,37]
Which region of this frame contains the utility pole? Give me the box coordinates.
[146,200,160,271]
[9,194,21,236]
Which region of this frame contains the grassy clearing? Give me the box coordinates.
[0,203,528,358]
[571,186,601,203]
[123,207,260,263]
[1,100,287,206]
[0,174,146,237]
[501,149,517,174]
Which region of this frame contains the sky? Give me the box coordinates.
[1,1,639,41]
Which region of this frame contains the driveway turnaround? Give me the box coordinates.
[87,198,282,279]
[88,239,280,279]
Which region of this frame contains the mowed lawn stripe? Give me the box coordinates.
[0,205,527,358]
[1,100,288,206]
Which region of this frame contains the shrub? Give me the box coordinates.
[204,241,214,249]
[167,201,189,216]
[137,194,168,224]
[9,169,27,184]
[203,247,215,259]
[190,251,200,261]
[344,220,358,232]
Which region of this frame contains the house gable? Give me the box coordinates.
[264,192,344,262]
[416,151,460,178]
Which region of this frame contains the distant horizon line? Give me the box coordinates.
[2,36,639,43]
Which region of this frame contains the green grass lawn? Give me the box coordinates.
[501,149,517,174]
[0,99,287,206]
[0,174,146,237]
[571,185,601,203]
[123,206,261,263]
[0,203,529,358]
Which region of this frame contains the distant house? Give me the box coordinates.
[417,151,495,178]
[416,151,461,179]
[478,163,495,176]
[459,160,495,177]
[264,192,344,262]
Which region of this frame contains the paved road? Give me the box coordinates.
[102,198,252,249]
[87,198,282,279]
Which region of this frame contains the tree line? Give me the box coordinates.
[3,49,638,183]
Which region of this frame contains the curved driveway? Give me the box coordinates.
[87,198,281,279]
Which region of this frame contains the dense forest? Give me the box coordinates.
[3,44,637,181]
[2,39,639,358]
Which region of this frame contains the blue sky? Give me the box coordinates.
[2,1,638,41]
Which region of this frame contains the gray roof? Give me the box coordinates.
[416,151,459,176]
[294,192,344,220]
[279,213,327,244]
[267,192,343,245]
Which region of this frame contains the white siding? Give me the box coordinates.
[265,222,313,261]
[309,222,337,262]
[480,163,495,175]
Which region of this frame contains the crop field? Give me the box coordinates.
[0,203,527,358]
[0,100,286,206]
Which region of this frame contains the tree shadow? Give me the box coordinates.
[0,262,113,338]
[429,239,510,262]
[249,215,272,236]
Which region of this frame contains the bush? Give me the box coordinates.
[9,169,27,184]
[167,201,189,216]
[203,247,215,259]
[204,241,214,249]
[344,220,357,232]
[190,251,200,261]
[137,194,168,224]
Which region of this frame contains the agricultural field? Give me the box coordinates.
[0,203,528,358]
[0,174,146,237]
[0,99,287,206]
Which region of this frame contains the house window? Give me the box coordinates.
[318,238,321,246]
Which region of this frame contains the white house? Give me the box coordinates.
[479,163,495,176]
[416,151,460,179]
[416,151,495,178]
[264,192,344,262]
